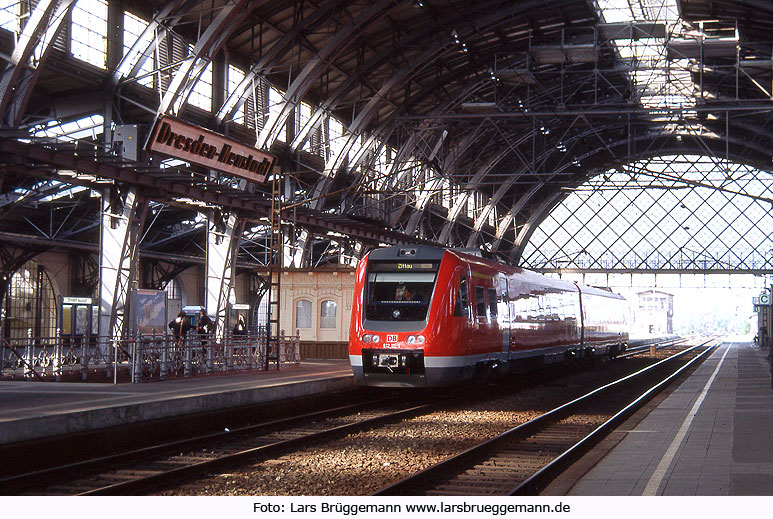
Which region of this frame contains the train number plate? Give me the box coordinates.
[376,354,399,367]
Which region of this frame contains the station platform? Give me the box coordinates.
[545,339,773,496]
[0,359,354,446]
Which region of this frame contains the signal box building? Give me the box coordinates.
[635,290,674,336]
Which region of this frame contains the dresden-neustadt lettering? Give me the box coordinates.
[150,117,275,182]
[155,121,217,159]
[214,142,273,176]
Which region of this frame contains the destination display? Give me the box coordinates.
[369,262,438,272]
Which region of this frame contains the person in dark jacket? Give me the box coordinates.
[168,311,192,347]
[197,309,213,343]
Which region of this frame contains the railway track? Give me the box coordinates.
[374,338,716,496]
[0,393,443,495]
[2,358,585,496]
[0,346,622,496]
[619,337,687,358]
[0,337,697,496]
[3,367,549,496]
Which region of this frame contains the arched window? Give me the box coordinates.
[164,278,181,300]
[320,300,337,329]
[2,260,57,340]
[295,299,312,329]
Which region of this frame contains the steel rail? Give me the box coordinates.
[4,351,605,495]
[510,338,717,495]
[374,338,716,496]
[75,364,582,496]
[77,397,458,496]
[0,394,404,494]
[3,338,700,495]
[5,387,484,496]
[79,358,622,495]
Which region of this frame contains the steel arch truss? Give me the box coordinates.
[0,0,78,127]
[4,0,773,275]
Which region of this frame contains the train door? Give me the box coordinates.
[498,276,510,353]
[474,285,487,330]
[453,267,473,355]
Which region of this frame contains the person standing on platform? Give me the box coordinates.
[168,311,191,348]
[198,309,213,343]
[233,313,247,336]
[197,309,212,355]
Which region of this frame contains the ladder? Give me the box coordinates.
[265,172,282,371]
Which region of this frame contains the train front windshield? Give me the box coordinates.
[364,262,438,322]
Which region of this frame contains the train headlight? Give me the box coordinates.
[362,334,380,344]
[405,335,425,344]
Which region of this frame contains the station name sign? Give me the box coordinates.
[147,116,276,183]
[62,297,92,304]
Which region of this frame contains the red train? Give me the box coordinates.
[349,246,628,387]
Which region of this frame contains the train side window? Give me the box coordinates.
[528,295,540,320]
[454,277,469,317]
[487,288,498,321]
[509,300,520,320]
[498,285,510,324]
[511,296,528,320]
[475,286,487,319]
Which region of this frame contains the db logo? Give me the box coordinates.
[386,334,398,343]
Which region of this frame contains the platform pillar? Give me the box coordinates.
[98,185,146,358]
[205,210,243,341]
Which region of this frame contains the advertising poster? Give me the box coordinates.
[133,289,168,334]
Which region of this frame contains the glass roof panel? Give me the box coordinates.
[522,155,773,271]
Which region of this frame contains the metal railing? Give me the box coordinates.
[0,328,301,383]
